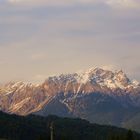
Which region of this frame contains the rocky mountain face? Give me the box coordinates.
[0,68,140,132]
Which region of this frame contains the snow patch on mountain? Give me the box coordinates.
[50,67,140,90]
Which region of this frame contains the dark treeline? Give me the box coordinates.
[0,111,139,140]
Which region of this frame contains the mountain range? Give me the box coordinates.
[0,67,140,132]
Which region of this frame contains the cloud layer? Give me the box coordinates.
[0,0,140,83]
[107,0,140,8]
[7,0,140,8]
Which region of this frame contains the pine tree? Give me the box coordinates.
[126,130,134,140]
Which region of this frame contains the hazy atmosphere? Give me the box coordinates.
[0,0,140,83]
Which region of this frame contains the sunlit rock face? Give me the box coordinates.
[0,68,140,130]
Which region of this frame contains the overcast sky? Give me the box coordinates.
[0,0,140,83]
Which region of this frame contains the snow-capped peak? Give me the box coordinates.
[1,67,140,97]
[45,67,139,90]
[132,80,140,87]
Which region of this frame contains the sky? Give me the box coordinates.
[0,0,140,83]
